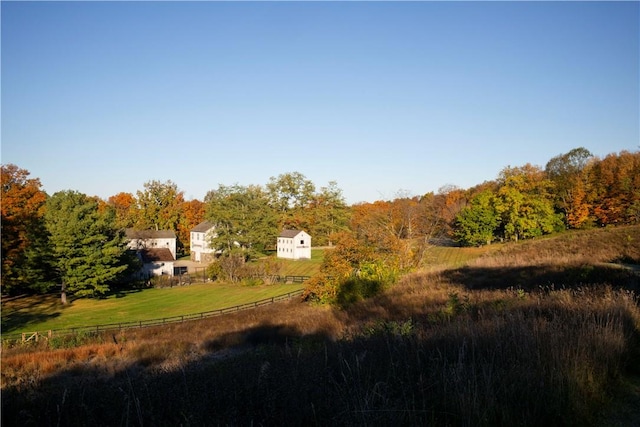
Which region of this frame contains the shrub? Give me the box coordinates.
[336,278,383,308]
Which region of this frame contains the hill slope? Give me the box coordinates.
[2,226,639,426]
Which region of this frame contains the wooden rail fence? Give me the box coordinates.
[3,288,306,343]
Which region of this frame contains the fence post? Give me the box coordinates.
[22,333,25,343]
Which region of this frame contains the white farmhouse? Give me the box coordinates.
[190,221,217,263]
[125,229,177,277]
[277,230,311,260]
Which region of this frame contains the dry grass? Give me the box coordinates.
[2,225,639,426]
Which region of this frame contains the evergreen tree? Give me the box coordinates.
[45,191,129,300]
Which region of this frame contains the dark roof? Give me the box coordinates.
[125,229,176,240]
[139,248,175,263]
[192,221,215,232]
[279,229,306,238]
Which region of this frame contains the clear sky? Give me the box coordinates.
[2,1,638,204]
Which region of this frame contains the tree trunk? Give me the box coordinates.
[61,282,68,305]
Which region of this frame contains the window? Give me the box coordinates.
[300,239,304,244]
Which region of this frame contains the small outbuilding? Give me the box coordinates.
[277,230,311,260]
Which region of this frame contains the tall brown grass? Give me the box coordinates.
[2,225,639,426]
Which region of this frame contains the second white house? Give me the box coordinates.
[190,220,217,263]
[277,229,311,260]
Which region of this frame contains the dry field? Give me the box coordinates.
[2,225,639,426]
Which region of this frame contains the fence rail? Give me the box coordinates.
[2,288,306,343]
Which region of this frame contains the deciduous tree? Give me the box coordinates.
[545,147,593,228]
[1,164,54,294]
[107,192,136,229]
[205,184,277,258]
[134,180,185,251]
[454,190,499,246]
[267,172,316,230]
[587,151,640,225]
[178,199,206,253]
[307,181,350,246]
[495,165,562,241]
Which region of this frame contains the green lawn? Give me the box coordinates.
[277,248,324,277]
[1,282,304,335]
[422,245,496,267]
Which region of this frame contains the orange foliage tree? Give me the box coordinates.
[545,147,593,228]
[587,151,640,226]
[107,192,136,229]
[1,164,54,294]
[178,199,206,252]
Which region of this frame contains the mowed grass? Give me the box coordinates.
[423,244,497,267]
[2,250,328,336]
[276,248,324,277]
[1,282,304,335]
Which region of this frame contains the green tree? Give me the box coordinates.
[308,181,351,246]
[454,190,499,246]
[134,180,185,253]
[45,191,129,301]
[134,180,184,228]
[495,165,563,242]
[205,184,278,258]
[267,172,316,230]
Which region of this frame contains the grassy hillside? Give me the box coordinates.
[2,226,639,426]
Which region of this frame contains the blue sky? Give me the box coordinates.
[2,2,638,204]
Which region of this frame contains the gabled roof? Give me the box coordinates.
[139,248,175,263]
[279,229,306,238]
[192,221,215,232]
[125,229,176,240]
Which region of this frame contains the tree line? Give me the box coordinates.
[2,148,638,300]
[0,169,350,297]
[304,148,640,303]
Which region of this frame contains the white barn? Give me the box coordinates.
[190,221,217,263]
[277,230,311,260]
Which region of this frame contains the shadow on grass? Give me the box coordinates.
[3,256,640,426]
[105,288,144,299]
[4,303,639,427]
[440,262,640,292]
[1,294,62,334]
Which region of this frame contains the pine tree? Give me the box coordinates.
[45,191,129,299]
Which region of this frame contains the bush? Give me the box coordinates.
[336,278,383,308]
